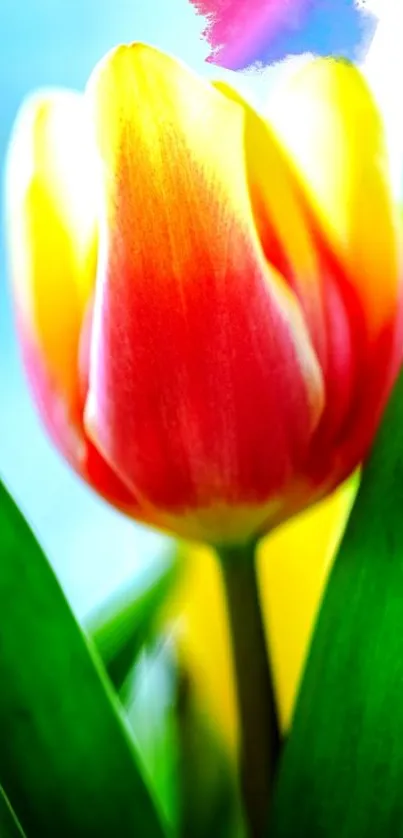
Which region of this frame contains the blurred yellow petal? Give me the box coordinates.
[268,59,398,338]
[171,480,356,755]
[7,90,98,417]
[258,477,357,731]
[168,544,238,756]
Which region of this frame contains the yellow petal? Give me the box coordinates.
[258,477,357,730]
[268,58,399,337]
[7,90,98,413]
[213,79,320,296]
[166,544,238,756]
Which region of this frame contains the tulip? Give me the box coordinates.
[6,44,402,547]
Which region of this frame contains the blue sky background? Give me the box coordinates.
[0,0,380,618]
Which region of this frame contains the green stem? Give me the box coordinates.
[217,540,281,838]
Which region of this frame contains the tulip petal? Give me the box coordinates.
[267,59,402,486]
[268,58,399,340]
[7,90,97,441]
[213,77,358,472]
[85,43,324,541]
[6,90,139,511]
[219,59,401,494]
[213,79,327,357]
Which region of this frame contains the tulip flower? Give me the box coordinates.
[6,43,402,547]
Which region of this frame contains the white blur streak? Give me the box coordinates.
[364,0,403,198]
[202,53,315,116]
[358,0,383,19]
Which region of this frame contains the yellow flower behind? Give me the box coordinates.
[258,478,356,731]
[171,480,356,754]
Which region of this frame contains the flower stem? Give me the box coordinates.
[217,540,281,838]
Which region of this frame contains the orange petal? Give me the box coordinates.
[84,44,323,540]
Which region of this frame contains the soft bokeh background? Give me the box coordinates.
[0,0,381,618]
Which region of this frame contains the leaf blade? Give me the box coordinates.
[0,478,168,838]
[88,555,178,692]
[269,369,403,837]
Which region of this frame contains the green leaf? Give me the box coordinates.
[0,477,168,838]
[87,559,180,828]
[269,369,403,837]
[124,639,180,832]
[87,555,178,693]
[0,787,25,837]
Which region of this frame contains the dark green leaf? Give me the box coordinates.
[269,369,403,837]
[0,477,168,838]
[87,554,178,693]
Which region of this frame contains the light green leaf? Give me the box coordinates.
[88,555,178,693]
[0,477,168,838]
[269,369,403,837]
[125,639,180,831]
